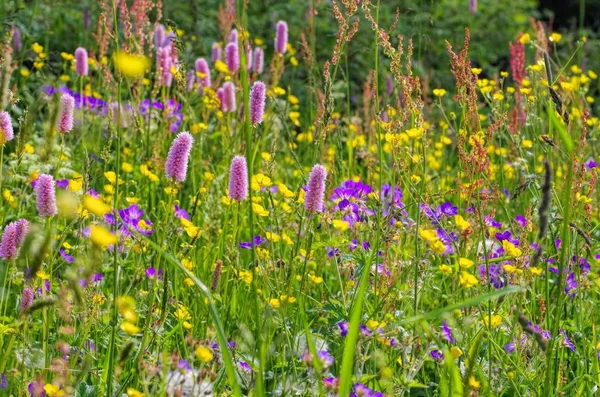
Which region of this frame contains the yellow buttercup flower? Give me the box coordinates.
[519,33,530,44]
[112,52,150,78]
[482,314,502,329]
[90,225,118,248]
[43,384,65,397]
[439,264,453,274]
[459,271,478,288]
[455,215,470,231]
[252,203,269,217]
[332,219,349,231]
[458,258,474,268]
[127,388,145,397]
[549,32,562,43]
[269,298,281,309]
[83,195,111,216]
[195,346,214,362]
[502,240,522,258]
[120,321,141,335]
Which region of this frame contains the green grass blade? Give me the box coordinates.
[141,236,242,397]
[399,286,524,325]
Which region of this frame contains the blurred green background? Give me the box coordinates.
[1,0,598,98]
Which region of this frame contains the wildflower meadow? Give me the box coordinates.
[1,0,600,395]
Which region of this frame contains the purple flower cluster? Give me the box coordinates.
[239,235,265,249]
[103,204,154,238]
[331,180,374,226]
[351,383,384,397]
[420,201,458,224]
[478,263,506,289]
[41,86,184,133]
[331,180,409,227]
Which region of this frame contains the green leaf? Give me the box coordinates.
[549,108,573,154]
[399,286,523,325]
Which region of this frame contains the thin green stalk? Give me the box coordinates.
[339,2,383,394]
[106,0,122,394]
[238,5,265,394]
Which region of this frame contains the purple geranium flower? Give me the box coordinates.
[56,179,69,189]
[337,321,349,337]
[561,329,576,352]
[174,204,191,220]
[239,235,265,249]
[441,321,455,344]
[515,215,527,228]
[59,249,75,263]
[145,267,163,280]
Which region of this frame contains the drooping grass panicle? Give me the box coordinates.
[165,132,194,182]
[514,308,548,351]
[0,51,13,111]
[228,155,248,202]
[537,160,552,240]
[212,260,223,292]
[544,51,570,125]
[57,93,75,133]
[35,174,58,217]
[0,111,14,144]
[304,164,327,213]
[75,47,89,76]
[249,81,266,126]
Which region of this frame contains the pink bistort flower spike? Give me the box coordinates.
[21,287,34,312]
[305,164,327,213]
[229,29,238,44]
[195,58,211,89]
[165,132,194,182]
[228,155,248,202]
[217,88,228,113]
[57,94,75,134]
[249,81,266,126]
[35,174,58,217]
[0,218,29,260]
[275,21,288,54]
[0,111,14,144]
[75,47,89,76]
[212,43,222,63]
[186,70,195,91]
[154,24,166,48]
[223,82,236,113]
[253,47,264,74]
[225,42,239,73]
